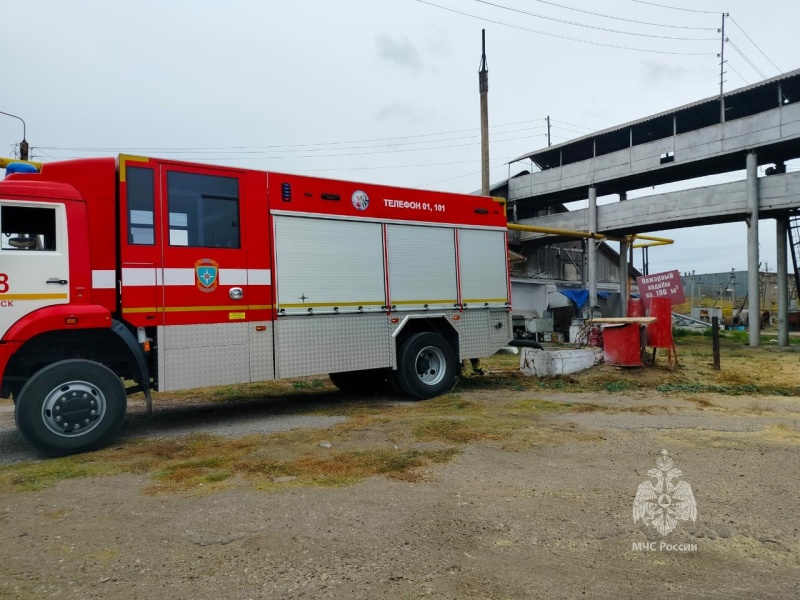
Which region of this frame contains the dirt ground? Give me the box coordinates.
[1,336,799,599]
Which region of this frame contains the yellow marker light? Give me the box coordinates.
[65,317,78,325]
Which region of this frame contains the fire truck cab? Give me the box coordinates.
[0,156,512,456]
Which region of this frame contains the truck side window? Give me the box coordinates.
[127,167,155,245]
[0,205,57,251]
[167,171,240,248]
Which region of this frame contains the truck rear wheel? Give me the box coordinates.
[394,332,457,400]
[329,369,388,394]
[15,359,127,456]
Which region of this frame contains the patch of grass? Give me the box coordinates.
[0,457,115,492]
[604,380,635,393]
[507,398,572,412]
[657,383,707,394]
[203,471,234,483]
[567,403,604,413]
[413,419,486,444]
[249,448,463,488]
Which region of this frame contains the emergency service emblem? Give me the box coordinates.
[351,190,369,211]
[195,258,219,292]
[633,449,697,536]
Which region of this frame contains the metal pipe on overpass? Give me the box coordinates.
[506,222,607,240]
[631,234,674,248]
[507,224,675,247]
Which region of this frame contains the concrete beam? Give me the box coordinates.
[517,171,800,242]
[588,187,597,310]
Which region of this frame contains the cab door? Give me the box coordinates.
[0,201,69,340]
[156,163,252,391]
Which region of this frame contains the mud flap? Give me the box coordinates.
[111,320,154,417]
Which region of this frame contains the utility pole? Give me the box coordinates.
[479,29,490,197]
[718,13,729,122]
[546,115,551,147]
[0,110,28,161]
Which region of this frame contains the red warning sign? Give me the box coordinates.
[636,270,685,310]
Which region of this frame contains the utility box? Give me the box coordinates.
[526,318,554,333]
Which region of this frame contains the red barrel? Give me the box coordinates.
[603,323,642,367]
[647,297,673,348]
[627,297,644,318]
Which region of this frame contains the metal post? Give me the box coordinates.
[0,110,28,161]
[719,13,728,122]
[712,317,721,370]
[546,115,551,147]
[588,186,597,311]
[746,151,760,346]
[479,29,490,197]
[619,238,629,317]
[777,215,790,346]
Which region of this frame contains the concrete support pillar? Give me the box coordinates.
[619,238,629,317]
[776,215,789,347]
[746,152,760,347]
[588,186,598,312]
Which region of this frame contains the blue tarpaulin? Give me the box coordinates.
[558,289,611,308]
[559,289,589,308]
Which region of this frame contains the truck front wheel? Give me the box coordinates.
[15,360,127,456]
[394,332,457,400]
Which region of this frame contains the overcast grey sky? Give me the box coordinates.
[2,0,798,275]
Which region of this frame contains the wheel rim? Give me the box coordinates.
[41,380,107,437]
[414,345,446,386]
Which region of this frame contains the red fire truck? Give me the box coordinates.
[0,156,511,455]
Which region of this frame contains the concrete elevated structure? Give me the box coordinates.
[509,69,800,209]
[508,69,800,346]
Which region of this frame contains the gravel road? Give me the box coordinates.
[1,388,798,599]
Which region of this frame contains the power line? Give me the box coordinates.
[474,0,716,40]
[727,16,782,74]
[40,125,547,156]
[295,158,512,173]
[37,132,547,161]
[550,124,590,136]
[727,61,749,85]
[551,119,595,131]
[529,0,716,30]
[629,0,719,15]
[417,0,717,55]
[418,160,513,187]
[36,130,541,161]
[728,39,768,79]
[37,118,547,153]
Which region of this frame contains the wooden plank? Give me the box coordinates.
[590,317,656,324]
